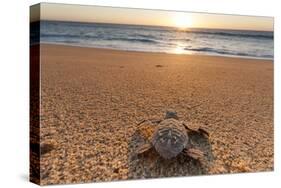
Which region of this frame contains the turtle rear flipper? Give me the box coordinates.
[185,123,214,166]
[185,148,204,160]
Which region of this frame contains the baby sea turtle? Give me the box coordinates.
[135,110,209,160]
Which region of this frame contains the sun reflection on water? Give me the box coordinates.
[172,45,185,54]
[171,43,194,55]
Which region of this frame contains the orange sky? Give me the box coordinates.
[31,3,274,31]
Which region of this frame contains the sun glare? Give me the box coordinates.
[173,13,193,29]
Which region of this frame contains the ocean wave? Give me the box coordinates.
[184,47,272,58]
[106,37,158,43]
[41,33,93,39]
[41,33,159,44]
[182,30,273,39]
[131,33,159,39]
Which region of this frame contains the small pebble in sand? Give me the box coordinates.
[155,65,164,68]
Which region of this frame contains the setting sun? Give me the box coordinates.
[173,13,193,29]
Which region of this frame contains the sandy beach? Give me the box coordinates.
[38,44,273,185]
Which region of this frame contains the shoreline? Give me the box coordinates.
[35,43,274,62]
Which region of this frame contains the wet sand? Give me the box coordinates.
[38,44,273,185]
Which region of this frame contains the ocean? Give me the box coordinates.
[36,20,273,59]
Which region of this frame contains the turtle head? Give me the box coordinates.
[164,109,178,120]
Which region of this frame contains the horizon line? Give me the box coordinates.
[31,19,274,32]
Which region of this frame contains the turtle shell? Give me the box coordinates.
[152,118,188,159]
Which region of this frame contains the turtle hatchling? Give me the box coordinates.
[135,109,209,160]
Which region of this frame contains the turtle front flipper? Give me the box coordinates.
[136,121,156,141]
[135,143,152,155]
[135,121,155,155]
[183,122,209,138]
[198,128,209,138]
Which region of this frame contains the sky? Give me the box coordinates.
[31,3,274,31]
